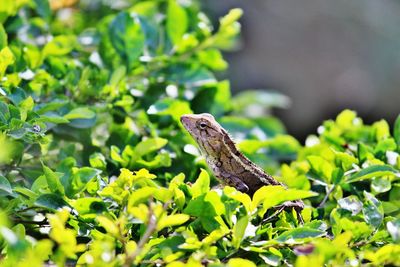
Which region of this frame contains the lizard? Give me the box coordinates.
[180,113,304,221]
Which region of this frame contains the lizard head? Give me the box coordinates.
[180,113,225,154]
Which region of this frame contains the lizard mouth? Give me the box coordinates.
[181,115,189,126]
[180,115,192,129]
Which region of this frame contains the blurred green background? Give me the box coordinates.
[205,0,400,141]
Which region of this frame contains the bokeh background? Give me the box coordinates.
[205,0,400,141]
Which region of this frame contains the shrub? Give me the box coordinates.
[0,1,399,266]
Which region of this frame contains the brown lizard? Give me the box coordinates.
[180,113,304,221]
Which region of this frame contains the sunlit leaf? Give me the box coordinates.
[256,186,317,216]
[157,214,190,231]
[227,258,257,267]
[167,0,188,45]
[347,165,398,182]
[232,215,248,249]
[43,35,77,57]
[0,24,6,49]
[0,47,14,77]
[64,107,96,120]
[307,155,334,182]
[191,169,210,199]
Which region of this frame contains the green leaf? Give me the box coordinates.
[332,168,344,185]
[387,219,400,243]
[191,169,210,199]
[307,155,334,182]
[35,100,68,114]
[357,143,371,164]
[0,46,14,77]
[373,119,390,141]
[275,227,326,243]
[96,216,118,236]
[335,152,358,171]
[35,194,69,211]
[227,258,256,267]
[224,186,252,213]
[192,80,232,117]
[127,187,156,206]
[0,23,7,49]
[232,215,248,249]
[43,35,77,57]
[157,214,190,231]
[0,175,12,195]
[133,137,168,158]
[19,96,34,122]
[256,186,317,216]
[0,0,21,23]
[336,109,357,128]
[214,8,243,49]
[89,152,107,170]
[43,164,65,196]
[33,0,51,21]
[337,195,362,216]
[64,107,96,120]
[232,90,291,115]
[72,197,107,215]
[205,191,225,215]
[220,8,243,28]
[259,248,282,266]
[38,114,70,124]
[184,194,217,218]
[238,135,300,156]
[31,175,50,194]
[363,191,383,229]
[202,228,229,245]
[135,152,171,169]
[374,138,397,157]
[109,11,145,68]
[197,49,227,71]
[109,65,126,86]
[147,99,193,124]
[371,177,391,194]
[167,0,188,45]
[394,114,400,148]
[71,167,101,195]
[14,187,38,200]
[347,165,398,183]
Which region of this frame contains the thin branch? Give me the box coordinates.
[124,201,170,267]
[261,206,286,224]
[318,184,336,208]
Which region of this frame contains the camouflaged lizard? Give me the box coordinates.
[181,113,304,220]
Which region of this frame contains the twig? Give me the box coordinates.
[318,184,336,208]
[124,200,170,266]
[261,206,286,224]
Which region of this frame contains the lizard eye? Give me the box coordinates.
[199,122,207,129]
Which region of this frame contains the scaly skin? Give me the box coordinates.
[180,113,304,217]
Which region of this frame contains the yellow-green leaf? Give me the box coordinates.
[191,169,210,198]
[157,214,190,231]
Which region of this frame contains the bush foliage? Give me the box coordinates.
[1,0,400,266]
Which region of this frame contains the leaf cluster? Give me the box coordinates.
[0,0,399,266]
